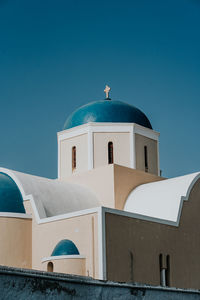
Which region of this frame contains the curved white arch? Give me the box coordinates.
[124,172,200,225]
[0,168,28,199]
[0,168,100,221]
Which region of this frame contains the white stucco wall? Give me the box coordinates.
[93,132,130,168]
[0,168,100,219]
[124,172,200,224]
[60,133,88,178]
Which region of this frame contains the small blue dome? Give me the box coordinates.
[63,100,152,130]
[51,239,80,256]
[0,172,25,213]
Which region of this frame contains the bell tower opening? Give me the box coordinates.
[108,142,114,164]
[144,145,148,172]
[72,146,76,171]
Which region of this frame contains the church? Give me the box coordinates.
[0,85,200,290]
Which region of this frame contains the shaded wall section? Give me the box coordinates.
[113,165,163,210]
[0,266,199,300]
[135,134,158,175]
[105,178,200,289]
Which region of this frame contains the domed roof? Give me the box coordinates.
[63,100,152,130]
[0,172,25,213]
[51,239,79,256]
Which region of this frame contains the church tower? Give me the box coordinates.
[57,86,160,179]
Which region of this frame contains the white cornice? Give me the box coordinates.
[133,123,159,141]
[42,255,86,262]
[57,122,160,142]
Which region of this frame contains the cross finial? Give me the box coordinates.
[104,85,111,100]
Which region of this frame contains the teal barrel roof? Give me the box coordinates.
[51,239,80,256]
[0,172,25,213]
[63,100,152,130]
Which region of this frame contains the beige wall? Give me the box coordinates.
[66,164,115,208]
[0,217,32,268]
[59,130,159,178]
[93,132,130,169]
[66,164,163,210]
[31,211,99,279]
[113,165,164,210]
[42,258,86,276]
[60,133,88,178]
[105,178,200,289]
[135,134,158,175]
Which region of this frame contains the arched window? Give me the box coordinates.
[72,146,76,171]
[166,255,170,287]
[159,254,170,287]
[47,261,54,272]
[144,145,148,172]
[108,142,114,164]
[130,251,134,282]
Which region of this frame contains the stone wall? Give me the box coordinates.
[0,266,199,299]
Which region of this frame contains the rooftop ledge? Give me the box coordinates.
[0,212,32,219]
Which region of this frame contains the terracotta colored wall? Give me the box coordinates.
[0,217,32,268]
[93,132,130,169]
[105,178,200,289]
[42,258,86,276]
[60,133,88,178]
[135,134,158,175]
[31,212,99,279]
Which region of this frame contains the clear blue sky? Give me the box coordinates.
[0,0,200,179]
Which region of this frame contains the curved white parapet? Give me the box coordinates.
[0,167,100,219]
[42,255,86,262]
[124,172,200,225]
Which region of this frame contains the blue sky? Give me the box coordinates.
[0,0,200,179]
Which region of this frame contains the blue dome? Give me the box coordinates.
[63,100,152,130]
[0,172,25,213]
[51,239,80,256]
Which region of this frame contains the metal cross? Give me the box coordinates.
[104,85,111,99]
